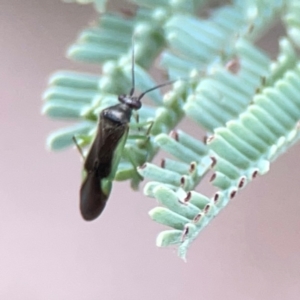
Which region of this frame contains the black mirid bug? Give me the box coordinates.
[74,42,176,221]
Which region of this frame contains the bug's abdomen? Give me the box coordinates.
[80,171,107,221]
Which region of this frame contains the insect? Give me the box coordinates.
[74,42,176,221]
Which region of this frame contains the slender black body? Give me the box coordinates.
[78,42,177,221]
[80,101,134,220]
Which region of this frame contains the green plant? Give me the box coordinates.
[42,0,300,259]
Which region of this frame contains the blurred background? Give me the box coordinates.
[1,1,300,299]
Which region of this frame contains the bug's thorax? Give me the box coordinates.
[101,103,131,126]
[101,94,142,126]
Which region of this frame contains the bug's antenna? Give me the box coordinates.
[137,79,179,101]
[129,35,135,96]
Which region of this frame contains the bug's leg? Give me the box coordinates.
[121,120,155,189]
[137,120,154,148]
[72,136,85,160]
[142,121,155,161]
[128,120,153,139]
[145,120,153,136]
[128,120,155,162]
[132,111,141,131]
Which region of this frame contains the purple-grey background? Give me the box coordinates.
[1,1,300,299]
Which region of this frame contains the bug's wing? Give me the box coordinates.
[83,117,127,175]
[102,124,129,182]
[82,120,103,173]
[80,121,129,221]
[96,119,128,178]
[80,171,107,221]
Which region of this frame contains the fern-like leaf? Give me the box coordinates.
[43,0,300,259]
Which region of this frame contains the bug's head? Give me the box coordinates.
[122,37,178,111]
[118,94,142,110]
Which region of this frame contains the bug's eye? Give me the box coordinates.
[131,101,141,109]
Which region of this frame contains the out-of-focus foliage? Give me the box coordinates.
[43,0,300,259]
